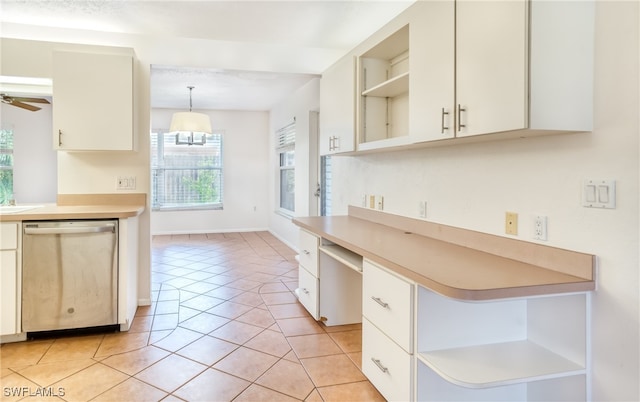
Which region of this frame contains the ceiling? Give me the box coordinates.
[1,0,415,111]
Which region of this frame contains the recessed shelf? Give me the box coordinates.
[418,340,586,389]
[362,72,409,98]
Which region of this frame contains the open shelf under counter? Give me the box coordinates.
[319,244,363,273]
[417,340,586,389]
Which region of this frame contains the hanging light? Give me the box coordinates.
[170,86,211,145]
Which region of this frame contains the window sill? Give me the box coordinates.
[152,204,223,212]
[275,209,294,219]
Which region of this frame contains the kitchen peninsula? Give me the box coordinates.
[293,206,596,401]
[0,194,145,343]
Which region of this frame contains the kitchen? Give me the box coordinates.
[1,1,639,402]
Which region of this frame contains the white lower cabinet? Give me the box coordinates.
[298,266,319,320]
[362,259,414,400]
[362,317,413,402]
[362,259,414,353]
[0,222,20,336]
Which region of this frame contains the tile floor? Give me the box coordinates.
[1,231,385,401]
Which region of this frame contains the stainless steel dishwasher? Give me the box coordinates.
[22,220,118,332]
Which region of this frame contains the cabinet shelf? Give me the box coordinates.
[418,340,585,389]
[319,244,363,272]
[362,72,409,98]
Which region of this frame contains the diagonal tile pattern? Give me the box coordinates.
[0,231,384,401]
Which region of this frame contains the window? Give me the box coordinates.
[276,120,295,214]
[321,155,332,216]
[0,129,14,204]
[151,130,223,211]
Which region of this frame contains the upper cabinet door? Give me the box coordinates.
[319,53,356,155]
[409,0,455,142]
[455,0,528,137]
[53,51,134,151]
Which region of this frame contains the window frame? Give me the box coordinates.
[275,120,296,216]
[0,129,14,205]
[151,129,224,211]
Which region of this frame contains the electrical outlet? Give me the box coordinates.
[419,201,427,218]
[505,212,518,235]
[375,195,384,210]
[117,175,137,190]
[534,215,548,241]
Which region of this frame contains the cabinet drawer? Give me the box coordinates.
[0,223,18,250]
[362,317,412,402]
[298,266,319,320]
[363,259,414,353]
[298,229,319,276]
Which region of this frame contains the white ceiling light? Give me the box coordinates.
[170,86,211,145]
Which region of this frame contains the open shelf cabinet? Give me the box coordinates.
[357,24,410,149]
[415,287,590,401]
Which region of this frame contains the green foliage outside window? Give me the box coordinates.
[0,130,14,204]
[182,157,221,203]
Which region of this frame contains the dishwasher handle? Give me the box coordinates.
[24,224,116,235]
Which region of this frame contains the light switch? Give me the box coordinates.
[583,179,615,209]
[585,185,596,203]
[598,185,609,203]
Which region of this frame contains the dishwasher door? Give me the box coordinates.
[22,220,118,332]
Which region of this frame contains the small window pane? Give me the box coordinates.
[280,150,295,167]
[0,129,14,204]
[280,168,295,211]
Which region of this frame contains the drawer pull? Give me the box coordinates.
[371,296,389,309]
[302,249,311,255]
[371,358,389,373]
[301,288,310,295]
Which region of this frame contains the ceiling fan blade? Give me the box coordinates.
[11,97,50,104]
[9,101,41,111]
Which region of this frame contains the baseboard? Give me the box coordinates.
[151,227,270,236]
[138,298,152,306]
[268,229,298,252]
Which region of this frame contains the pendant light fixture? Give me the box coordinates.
[170,85,211,145]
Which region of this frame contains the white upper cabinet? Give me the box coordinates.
[53,50,134,151]
[319,53,356,155]
[409,0,455,142]
[455,0,528,137]
[356,23,411,151]
[412,0,594,142]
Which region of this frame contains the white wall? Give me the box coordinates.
[269,78,320,248]
[330,2,639,400]
[150,109,270,234]
[0,103,57,204]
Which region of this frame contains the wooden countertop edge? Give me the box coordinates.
[292,211,596,301]
[0,193,146,221]
[0,205,145,221]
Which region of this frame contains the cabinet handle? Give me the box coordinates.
[371,358,389,373]
[441,108,449,133]
[302,249,310,255]
[329,136,334,151]
[302,288,310,295]
[58,129,63,146]
[371,296,389,309]
[333,136,340,150]
[457,104,466,131]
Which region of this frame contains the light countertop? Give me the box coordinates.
[293,206,595,301]
[0,194,146,222]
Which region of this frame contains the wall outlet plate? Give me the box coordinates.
[533,215,548,241]
[505,212,518,235]
[419,201,427,218]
